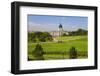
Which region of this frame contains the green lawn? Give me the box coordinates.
[28,35,88,60]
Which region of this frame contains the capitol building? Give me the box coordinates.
[50,24,69,37]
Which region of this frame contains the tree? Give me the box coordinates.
[33,44,44,60]
[69,47,77,59]
[77,28,87,35]
[68,28,88,36]
[62,33,67,36]
[28,32,53,43]
[28,32,37,42]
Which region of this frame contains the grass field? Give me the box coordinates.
[28,35,88,60]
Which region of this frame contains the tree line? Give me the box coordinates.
[28,32,53,42]
[28,28,87,43]
[63,28,88,36]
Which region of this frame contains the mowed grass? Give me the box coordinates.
[28,35,88,60]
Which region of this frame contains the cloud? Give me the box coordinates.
[28,21,87,32]
[63,24,87,31]
[28,21,58,32]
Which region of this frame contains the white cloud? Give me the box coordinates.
[28,21,87,32]
[28,21,58,32]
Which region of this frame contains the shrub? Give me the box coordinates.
[33,44,44,60]
[58,41,63,43]
[69,47,77,59]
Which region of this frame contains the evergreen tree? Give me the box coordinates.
[33,44,44,60]
[69,47,77,59]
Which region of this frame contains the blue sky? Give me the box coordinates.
[28,15,88,32]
